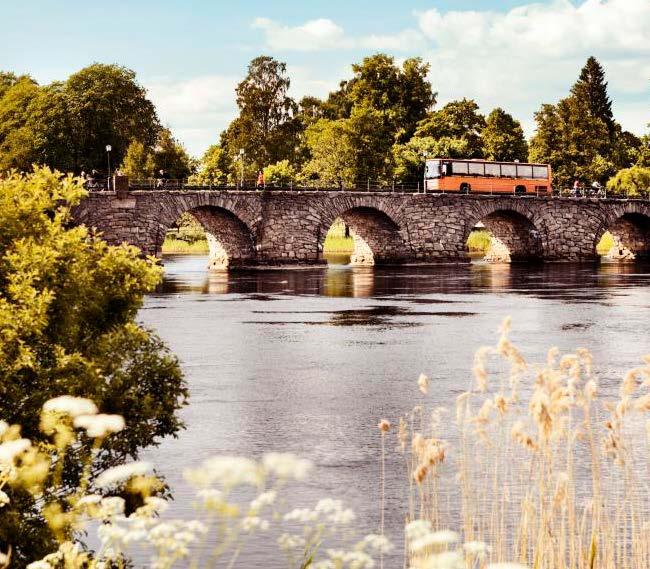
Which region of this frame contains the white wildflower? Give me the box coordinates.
[0,438,31,464]
[421,550,464,568]
[487,564,530,569]
[99,497,126,517]
[405,519,433,540]
[144,496,168,514]
[196,488,225,510]
[278,533,306,550]
[410,530,460,552]
[75,494,102,508]
[184,456,260,488]
[263,453,312,480]
[284,508,318,523]
[362,534,394,555]
[42,396,98,417]
[0,420,9,437]
[0,552,9,566]
[250,489,277,511]
[95,462,152,488]
[26,561,51,569]
[73,414,125,438]
[0,490,9,508]
[418,373,430,394]
[464,541,491,556]
[241,515,270,532]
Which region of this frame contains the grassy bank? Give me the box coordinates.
[467,229,492,252]
[162,236,209,254]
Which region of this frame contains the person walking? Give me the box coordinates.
[256,169,265,190]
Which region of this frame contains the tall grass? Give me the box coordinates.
[394,318,650,568]
[162,236,209,254]
[324,218,354,253]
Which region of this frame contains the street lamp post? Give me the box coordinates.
[239,148,245,188]
[106,145,112,189]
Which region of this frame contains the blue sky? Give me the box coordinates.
[2,0,649,156]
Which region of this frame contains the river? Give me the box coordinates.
[136,255,650,567]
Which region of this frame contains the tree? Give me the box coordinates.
[0,64,161,174]
[482,108,528,162]
[264,160,297,186]
[189,144,228,185]
[0,168,187,565]
[151,128,194,179]
[529,96,611,188]
[392,136,470,181]
[120,140,156,179]
[606,166,650,197]
[302,119,356,188]
[637,134,650,167]
[64,64,160,172]
[221,56,298,173]
[415,99,486,158]
[570,57,614,134]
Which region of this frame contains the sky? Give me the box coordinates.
[1,0,649,157]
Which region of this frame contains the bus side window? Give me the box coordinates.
[444,163,452,177]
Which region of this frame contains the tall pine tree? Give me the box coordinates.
[570,57,614,134]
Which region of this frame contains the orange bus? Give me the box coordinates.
[424,158,552,195]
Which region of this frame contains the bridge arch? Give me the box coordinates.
[318,201,408,266]
[596,203,650,261]
[465,202,544,262]
[158,199,258,269]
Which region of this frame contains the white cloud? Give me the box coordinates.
[144,75,239,156]
[252,17,353,51]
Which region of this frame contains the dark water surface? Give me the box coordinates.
[137,255,650,566]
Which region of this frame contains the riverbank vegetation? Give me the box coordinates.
[0,169,187,565]
[3,319,650,568]
[2,56,647,194]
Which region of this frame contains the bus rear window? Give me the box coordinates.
[533,165,548,179]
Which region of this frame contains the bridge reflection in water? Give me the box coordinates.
[157,254,650,299]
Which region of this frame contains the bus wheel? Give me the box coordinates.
[514,185,526,195]
[460,183,471,194]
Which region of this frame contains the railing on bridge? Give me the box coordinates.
[84,177,650,200]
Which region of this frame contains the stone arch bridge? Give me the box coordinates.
[73,189,650,267]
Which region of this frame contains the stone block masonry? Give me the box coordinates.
[72,190,650,267]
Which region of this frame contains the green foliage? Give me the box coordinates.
[151,128,194,179]
[482,108,528,162]
[189,144,228,185]
[120,140,156,179]
[636,134,650,167]
[392,136,470,181]
[0,168,187,564]
[467,230,492,253]
[220,56,299,176]
[264,159,296,185]
[415,99,486,159]
[570,56,614,133]
[606,166,650,197]
[302,119,356,187]
[529,96,611,188]
[0,64,160,174]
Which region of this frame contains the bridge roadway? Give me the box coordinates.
[73,186,650,267]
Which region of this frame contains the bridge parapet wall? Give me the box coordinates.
[72,190,650,265]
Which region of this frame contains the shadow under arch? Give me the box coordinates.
[160,205,256,269]
[322,206,407,266]
[597,212,650,261]
[467,208,543,263]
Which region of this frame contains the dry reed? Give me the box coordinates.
[393,318,650,569]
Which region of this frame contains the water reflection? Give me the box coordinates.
[140,254,650,568]
[158,254,650,300]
